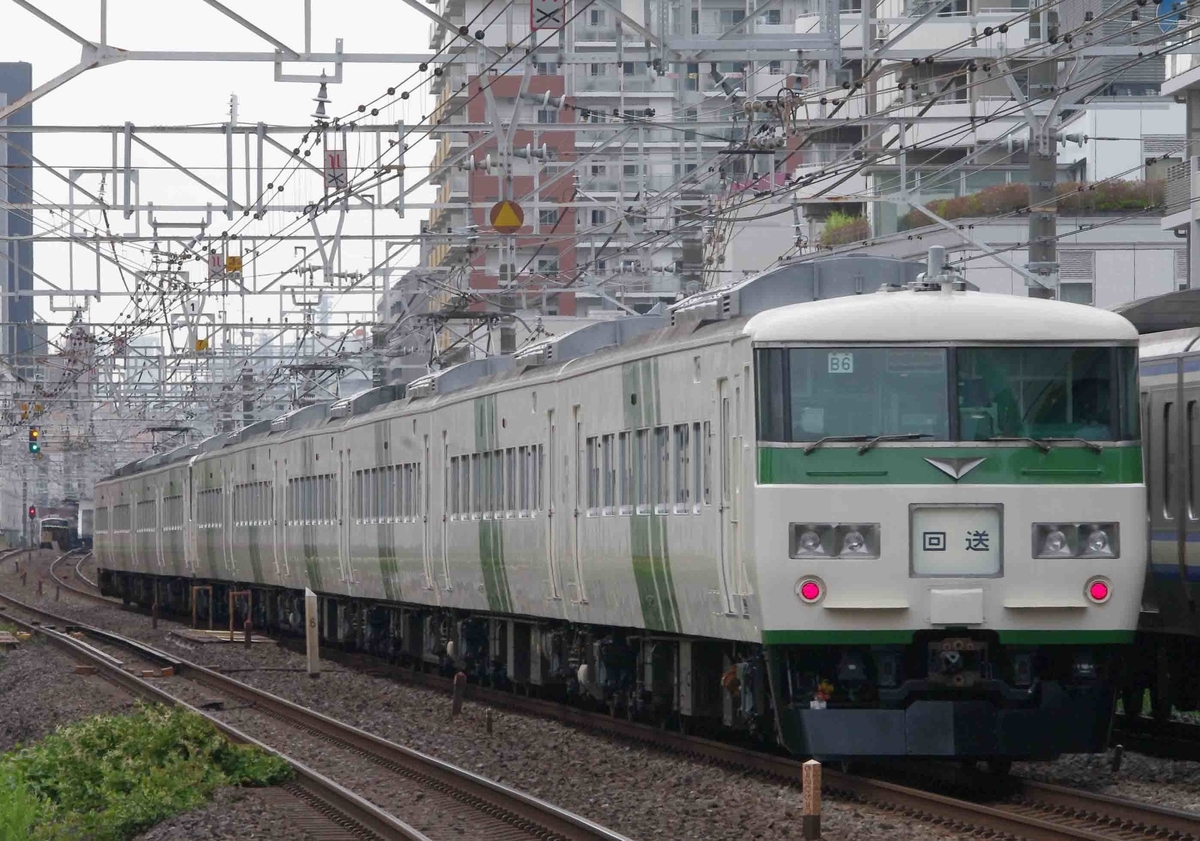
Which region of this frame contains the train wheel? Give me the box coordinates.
[986,758,1013,776]
[1120,686,1144,719]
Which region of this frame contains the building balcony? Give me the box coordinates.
[576,75,679,95]
[1163,157,1196,230]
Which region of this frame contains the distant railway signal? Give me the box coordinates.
[27,506,36,520]
[28,427,40,454]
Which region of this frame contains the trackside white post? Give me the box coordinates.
[802,759,821,840]
[305,587,320,677]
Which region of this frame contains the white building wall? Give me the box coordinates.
[1059,100,1185,181]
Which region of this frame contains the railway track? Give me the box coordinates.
[26,552,1200,841]
[49,549,107,602]
[0,572,634,841]
[1113,713,1200,762]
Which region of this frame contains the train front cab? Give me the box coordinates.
[752,338,1144,760]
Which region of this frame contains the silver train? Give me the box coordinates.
[1114,290,1200,717]
[95,254,1148,761]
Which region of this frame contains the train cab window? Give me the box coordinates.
[958,347,1138,442]
[755,348,949,442]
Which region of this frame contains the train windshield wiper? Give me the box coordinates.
[987,436,1052,454]
[857,433,933,454]
[802,435,870,455]
[1038,437,1105,454]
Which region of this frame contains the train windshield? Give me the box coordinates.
[755,345,1139,443]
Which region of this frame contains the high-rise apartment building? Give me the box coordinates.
[0,62,36,375]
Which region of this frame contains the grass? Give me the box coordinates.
[0,705,291,841]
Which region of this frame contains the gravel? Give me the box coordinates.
[0,558,335,841]
[9,551,1200,837]
[0,633,135,753]
[1015,751,1200,813]
[131,785,328,841]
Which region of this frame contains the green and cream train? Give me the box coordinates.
[94,253,1145,761]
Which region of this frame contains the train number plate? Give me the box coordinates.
[910,505,1003,577]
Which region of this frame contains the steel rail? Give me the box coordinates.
[34,558,1200,841]
[312,649,1200,841]
[0,602,432,841]
[0,585,635,841]
[1112,713,1200,763]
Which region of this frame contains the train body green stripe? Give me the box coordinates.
[758,445,1142,485]
[622,358,681,632]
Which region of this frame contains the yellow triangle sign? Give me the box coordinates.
[490,201,524,233]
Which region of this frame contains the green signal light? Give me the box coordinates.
[29,442,40,454]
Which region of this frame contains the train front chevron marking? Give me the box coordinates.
[924,456,987,481]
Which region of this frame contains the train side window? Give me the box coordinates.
[506,448,517,515]
[493,449,505,516]
[461,459,469,518]
[654,426,671,512]
[702,421,712,506]
[634,429,650,513]
[517,446,528,514]
[602,434,616,513]
[1165,402,1175,520]
[618,432,632,513]
[1189,401,1197,520]
[470,454,481,517]
[450,457,460,518]
[586,436,600,514]
[481,452,492,517]
[536,444,544,511]
[674,424,691,512]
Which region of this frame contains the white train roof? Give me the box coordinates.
[745,287,1139,344]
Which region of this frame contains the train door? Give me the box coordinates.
[715,379,735,616]
[441,433,452,591]
[223,466,235,574]
[1149,383,1185,580]
[130,489,139,569]
[338,449,353,590]
[155,486,165,570]
[271,458,281,580]
[422,434,434,591]
[568,405,587,604]
[545,409,561,600]
[278,460,291,581]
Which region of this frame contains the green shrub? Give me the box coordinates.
[898,179,1165,231]
[820,210,871,247]
[0,705,290,841]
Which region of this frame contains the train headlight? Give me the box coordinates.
[842,530,865,552]
[1032,523,1119,559]
[799,530,823,553]
[1033,524,1074,558]
[1044,529,1068,554]
[1080,523,1118,558]
[790,524,879,558]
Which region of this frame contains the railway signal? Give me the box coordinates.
[28,427,40,454]
[27,506,36,520]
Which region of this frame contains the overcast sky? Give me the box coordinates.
[2,0,440,348]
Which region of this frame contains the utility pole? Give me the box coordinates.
[1026,23,1060,300]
